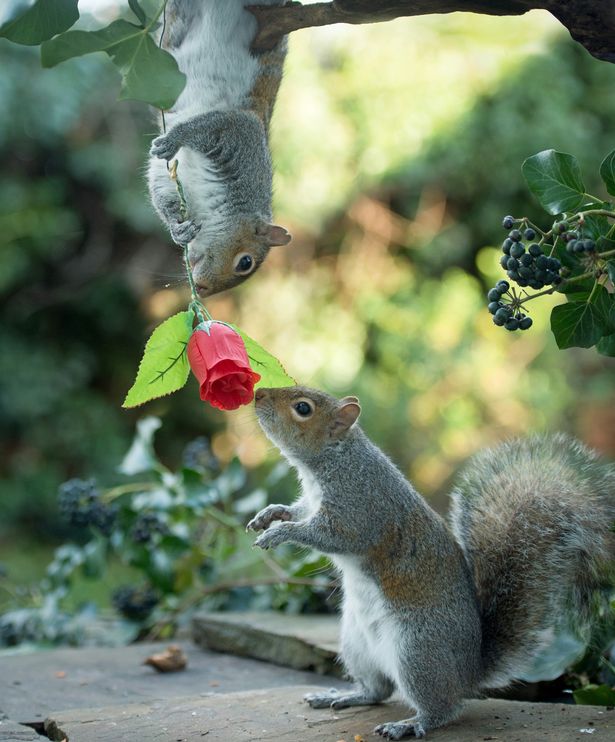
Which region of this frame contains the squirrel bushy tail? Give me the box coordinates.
[450,433,615,688]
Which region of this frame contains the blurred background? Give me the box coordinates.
[1,1,615,626]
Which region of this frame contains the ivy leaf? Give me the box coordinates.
[231,327,296,389]
[574,684,615,706]
[41,19,186,109]
[550,301,606,349]
[123,311,194,408]
[0,0,78,45]
[128,0,147,26]
[590,284,615,334]
[597,334,615,357]
[607,261,615,285]
[522,150,586,215]
[118,416,162,475]
[599,150,615,198]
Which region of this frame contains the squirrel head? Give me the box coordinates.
[188,217,291,297]
[254,385,361,461]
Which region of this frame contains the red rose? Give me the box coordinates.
[187,322,261,410]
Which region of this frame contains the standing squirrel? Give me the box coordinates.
[148,0,292,297]
[248,385,615,739]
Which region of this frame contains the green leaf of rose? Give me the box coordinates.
[522,150,586,215]
[123,311,194,408]
[0,0,79,45]
[550,301,606,350]
[41,19,185,109]
[599,150,615,198]
[231,327,296,389]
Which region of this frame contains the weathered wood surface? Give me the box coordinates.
[250,0,615,63]
[0,641,345,725]
[0,720,39,742]
[192,611,341,676]
[44,686,615,742]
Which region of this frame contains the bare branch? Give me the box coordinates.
[249,1,615,64]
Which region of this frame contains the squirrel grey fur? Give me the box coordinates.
[248,385,615,739]
[148,0,291,298]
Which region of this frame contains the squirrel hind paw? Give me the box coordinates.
[150,134,180,161]
[374,720,425,740]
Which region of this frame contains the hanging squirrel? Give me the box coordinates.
[248,385,615,739]
[148,0,292,297]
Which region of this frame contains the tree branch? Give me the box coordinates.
[249,1,615,64]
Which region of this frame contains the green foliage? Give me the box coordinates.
[3,0,185,108]
[487,149,615,353]
[41,18,186,109]
[522,150,586,215]
[574,684,615,706]
[0,0,78,45]
[0,420,335,647]
[123,311,193,408]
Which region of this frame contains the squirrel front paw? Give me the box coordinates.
[150,132,181,161]
[246,504,292,533]
[253,522,291,550]
[169,219,201,245]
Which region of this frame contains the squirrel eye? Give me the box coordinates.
[293,401,313,417]
[233,253,255,275]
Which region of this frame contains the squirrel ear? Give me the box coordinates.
[258,223,292,247]
[332,400,361,436]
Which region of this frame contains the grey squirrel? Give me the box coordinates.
[248,385,615,739]
[148,0,292,297]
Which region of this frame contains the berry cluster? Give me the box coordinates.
[499,218,563,291]
[182,436,219,473]
[567,237,596,254]
[58,479,116,536]
[112,585,159,622]
[130,512,169,544]
[487,281,533,331]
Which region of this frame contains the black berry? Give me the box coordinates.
[502,215,515,230]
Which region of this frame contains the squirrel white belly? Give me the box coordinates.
[248,385,615,739]
[148,0,291,298]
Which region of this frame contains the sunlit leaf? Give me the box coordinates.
[232,326,296,389]
[118,417,162,475]
[522,150,586,215]
[123,311,193,408]
[0,0,78,45]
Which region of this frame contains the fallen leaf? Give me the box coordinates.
[144,644,187,673]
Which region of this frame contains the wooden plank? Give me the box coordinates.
[192,611,341,676]
[0,641,346,725]
[44,685,615,742]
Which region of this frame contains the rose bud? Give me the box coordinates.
[187,322,261,411]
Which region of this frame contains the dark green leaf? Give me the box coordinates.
[41,19,186,109]
[582,214,611,241]
[597,334,615,357]
[600,150,615,198]
[590,284,615,334]
[574,683,615,706]
[607,261,615,284]
[0,0,78,45]
[522,150,586,215]
[128,0,147,26]
[550,301,606,349]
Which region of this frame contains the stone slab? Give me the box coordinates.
[0,720,39,742]
[0,641,347,725]
[44,685,615,742]
[192,611,341,676]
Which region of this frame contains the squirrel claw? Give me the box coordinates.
[374,721,424,740]
[170,219,201,245]
[150,133,180,161]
